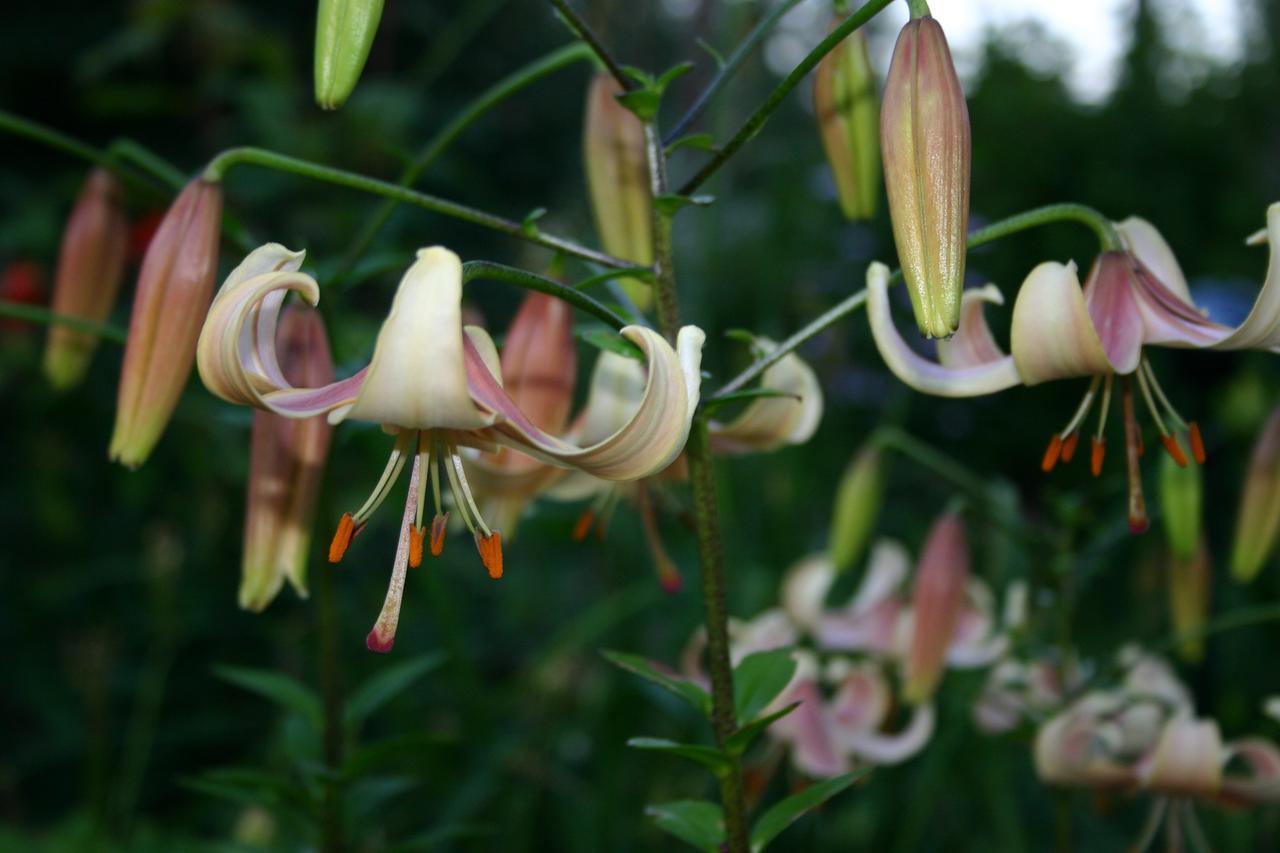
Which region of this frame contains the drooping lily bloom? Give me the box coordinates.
[1035,649,1280,850]
[867,207,1280,532]
[110,177,223,468]
[44,168,129,390]
[197,243,704,652]
[240,304,333,612]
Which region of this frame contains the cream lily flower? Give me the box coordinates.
[867,205,1280,532]
[197,244,705,652]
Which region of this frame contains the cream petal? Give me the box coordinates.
[1117,216,1192,303]
[1219,738,1280,805]
[936,285,1008,368]
[827,663,891,734]
[866,261,1021,397]
[1139,718,1224,798]
[837,701,935,765]
[772,677,850,778]
[782,555,838,632]
[1207,202,1280,351]
[1011,260,1126,383]
[945,580,1009,668]
[342,247,492,430]
[709,337,824,453]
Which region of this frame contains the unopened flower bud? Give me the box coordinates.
[583,73,653,309]
[904,510,969,703]
[829,443,884,571]
[880,14,970,339]
[44,168,129,390]
[814,23,880,220]
[1168,539,1210,663]
[109,178,223,468]
[1159,447,1202,560]
[241,304,334,611]
[1232,408,1280,582]
[314,0,385,110]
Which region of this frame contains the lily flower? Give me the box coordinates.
[867,206,1280,532]
[1034,649,1280,850]
[197,243,704,651]
[240,304,333,612]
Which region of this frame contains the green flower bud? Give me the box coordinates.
[814,23,880,220]
[314,0,385,110]
[1232,408,1280,582]
[829,444,884,571]
[1159,446,1202,560]
[1168,539,1210,663]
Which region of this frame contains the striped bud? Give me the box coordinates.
[1232,408,1280,582]
[314,0,385,110]
[904,511,969,703]
[814,23,880,220]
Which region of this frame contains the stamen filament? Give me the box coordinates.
[447,445,493,538]
[353,431,414,524]
[1134,364,1170,436]
[1141,359,1191,431]
[366,454,422,654]
[1059,376,1103,439]
[1094,374,1114,442]
[414,432,429,531]
[637,485,682,594]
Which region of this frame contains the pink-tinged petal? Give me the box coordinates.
[1219,738,1280,806]
[366,454,422,654]
[1117,216,1192,303]
[866,261,1021,397]
[945,580,1009,668]
[904,512,970,703]
[709,337,824,453]
[1207,202,1280,351]
[730,609,800,664]
[838,702,935,766]
[827,664,891,734]
[1034,699,1140,789]
[468,325,705,481]
[813,540,910,653]
[1010,259,1124,384]
[1128,257,1226,348]
[782,555,837,632]
[936,285,1008,368]
[773,678,850,778]
[1138,718,1223,798]
[1083,253,1145,373]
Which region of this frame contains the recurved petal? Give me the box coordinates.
[936,285,1008,368]
[709,337,823,453]
[1208,202,1280,351]
[342,247,492,430]
[468,325,705,481]
[1010,259,1126,383]
[837,701,935,765]
[1117,216,1192,302]
[1139,718,1224,798]
[1219,738,1280,805]
[867,261,1021,397]
[782,555,838,632]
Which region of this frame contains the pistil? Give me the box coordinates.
[1121,377,1149,534]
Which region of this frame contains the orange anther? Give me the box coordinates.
[1041,435,1064,472]
[1090,438,1106,477]
[408,526,424,568]
[429,513,448,557]
[475,531,504,580]
[328,513,355,563]
[572,508,594,541]
[1061,432,1079,463]
[1188,422,1205,464]
[1161,434,1188,467]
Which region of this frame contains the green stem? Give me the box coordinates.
[333,43,595,282]
[906,0,932,17]
[663,0,807,144]
[105,139,187,191]
[202,147,631,270]
[686,417,750,853]
[711,202,1119,398]
[643,123,681,340]
[0,109,166,197]
[461,261,631,330]
[870,426,992,506]
[678,0,895,195]
[548,0,633,91]
[0,300,127,343]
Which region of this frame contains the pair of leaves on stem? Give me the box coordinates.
[603,648,866,851]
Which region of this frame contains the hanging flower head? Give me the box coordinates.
[197,243,704,651]
[866,205,1280,531]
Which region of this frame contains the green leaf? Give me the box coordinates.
[214,665,321,729]
[345,651,445,728]
[521,207,547,236]
[665,133,717,156]
[627,737,730,776]
[733,649,797,725]
[656,62,694,90]
[749,771,866,852]
[645,800,725,851]
[602,649,712,718]
[695,38,726,68]
[654,193,716,217]
[724,702,800,756]
[577,329,645,361]
[616,89,662,121]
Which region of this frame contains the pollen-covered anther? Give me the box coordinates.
[1090,438,1105,477]
[475,531,503,579]
[1189,422,1206,464]
[429,513,448,557]
[408,526,424,568]
[1162,434,1189,467]
[1061,432,1079,463]
[572,508,595,541]
[329,512,355,563]
[1041,435,1064,472]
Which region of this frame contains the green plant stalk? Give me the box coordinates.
[663,0,807,144]
[105,138,187,191]
[334,42,596,281]
[0,300,127,343]
[202,147,631,270]
[711,202,1119,398]
[462,261,632,330]
[548,0,633,91]
[678,0,896,195]
[641,113,748,849]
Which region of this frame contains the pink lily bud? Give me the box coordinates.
[880,14,970,339]
[583,73,653,309]
[43,168,129,390]
[108,177,223,468]
[814,22,880,220]
[1232,407,1280,582]
[904,510,969,703]
[241,304,333,611]
[1167,538,1210,663]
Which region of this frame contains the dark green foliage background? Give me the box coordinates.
[2,0,1280,849]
